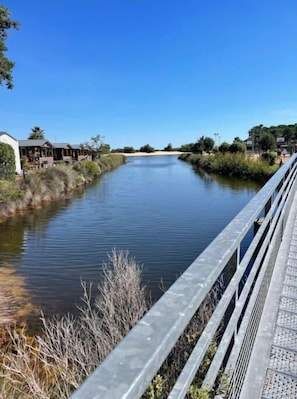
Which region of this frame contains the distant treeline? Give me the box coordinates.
[252,123,297,141]
[111,123,297,154]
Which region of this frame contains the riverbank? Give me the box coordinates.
[179,152,279,183]
[0,154,126,222]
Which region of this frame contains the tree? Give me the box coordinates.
[28,126,45,140]
[218,142,230,154]
[100,143,110,154]
[84,134,111,158]
[0,5,19,89]
[84,134,105,152]
[233,136,244,143]
[139,144,155,153]
[259,133,276,152]
[164,143,173,151]
[192,136,214,154]
[0,142,15,179]
[123,146,136,153]
[283,127,293,143]
[229,140,246,153]
[192,136,205,153]
[203,137,214,153]
[248,125,263,152]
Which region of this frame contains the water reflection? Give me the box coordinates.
[0,200,71,259]
[193,167,262,192]
[0,156,261,329]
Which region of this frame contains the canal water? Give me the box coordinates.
[0,155,261,327]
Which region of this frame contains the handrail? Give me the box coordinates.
[70,154,297,399]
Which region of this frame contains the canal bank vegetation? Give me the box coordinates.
[0,250,148,399]
[179,152,279,184]
[0,250,223,399]
[0,154,125,220]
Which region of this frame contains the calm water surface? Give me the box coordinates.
[0,156,261,326]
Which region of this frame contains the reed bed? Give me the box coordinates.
[179,152,278,183]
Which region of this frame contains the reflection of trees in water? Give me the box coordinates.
[193,166,262,192]
[0,201,75,327]
[0,184,95,331]
[0,197,76,258]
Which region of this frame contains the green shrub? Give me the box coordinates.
[0,180,23,202]
[73,160,100,176]
[98,154,126,172]
[0,142,15,179]
[41,165,78,193]
[261,152,277,166]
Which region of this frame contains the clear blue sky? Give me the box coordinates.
[1,0,297,149]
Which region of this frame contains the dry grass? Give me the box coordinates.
[0,250,221,398]
[0,250,148,399]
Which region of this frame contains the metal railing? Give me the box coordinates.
[70,154,297,399]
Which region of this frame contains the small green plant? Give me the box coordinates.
[188,386,211,399]
[144,375,164,399]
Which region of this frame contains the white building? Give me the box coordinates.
[0,131,22,174]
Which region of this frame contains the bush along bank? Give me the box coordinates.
[0,154,126,220]
[179,152,279,184]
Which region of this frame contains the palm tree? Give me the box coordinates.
[28,126,45,140]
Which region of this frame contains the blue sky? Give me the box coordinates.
[1,0,297,149]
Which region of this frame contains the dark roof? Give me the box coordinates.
[0,131,18,141]
[71,144,86,150]
[18,139,53,147]
[52,142,73,149]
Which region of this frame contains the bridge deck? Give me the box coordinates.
[240,190,297,399]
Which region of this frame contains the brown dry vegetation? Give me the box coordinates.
[0,250,221,399]
[0,250,148,399]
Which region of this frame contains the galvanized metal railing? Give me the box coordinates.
[70,154,297,399]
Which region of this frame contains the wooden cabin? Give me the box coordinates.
[18,139,54,168]
[52,143,73,163]
[71,144,92,162]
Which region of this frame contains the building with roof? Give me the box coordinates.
[52,143,74,163]
[18,139,54,168]
[71,144,92,161]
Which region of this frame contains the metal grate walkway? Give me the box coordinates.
[261,229,297,399]
[240,191,297,399]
